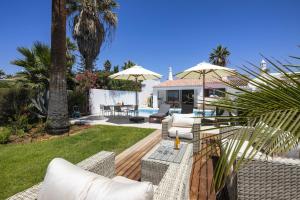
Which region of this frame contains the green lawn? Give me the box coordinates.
[0,125,154,200]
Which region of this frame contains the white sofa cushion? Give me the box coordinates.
[172,115,194,128]
[172,113,194,118]
[87,176,153,200]
[38,158,153,200]
[168,127,193,140]
[222,139,265,163]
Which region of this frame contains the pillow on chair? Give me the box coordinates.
[38,158,153,200]
[172,113,194,118]
[172,114,194,128]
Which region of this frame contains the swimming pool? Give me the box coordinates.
[137,108,214,117]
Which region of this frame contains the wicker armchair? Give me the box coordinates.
[8,150,192,200]
[162,116,201,153]
[219,126,300,200]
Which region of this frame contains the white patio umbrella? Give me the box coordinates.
[176,62,235,118]
[109,65,162,115]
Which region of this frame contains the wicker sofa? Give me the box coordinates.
[162,116,201,153]
[219,126,300,200]
[8,150,192,200]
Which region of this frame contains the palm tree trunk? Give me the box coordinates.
[47,0,70,134]
[202,71,205,119]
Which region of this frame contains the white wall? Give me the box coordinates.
[139,80,160,107]
[89,80,161,114]
[89,89,136,115]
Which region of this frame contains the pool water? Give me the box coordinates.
[137,108,214,117]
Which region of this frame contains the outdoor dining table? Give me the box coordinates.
[101,105,136,116]
[100,104,144,122]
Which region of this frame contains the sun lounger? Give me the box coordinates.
[149,104,170,123]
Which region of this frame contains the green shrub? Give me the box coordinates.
[0,80,16,89]
[0,87,33,125]
[68,90,87,115]
[0,127,11,144]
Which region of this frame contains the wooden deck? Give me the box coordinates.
[190,150,216,200]
[116,129,162,180]
[115,130,216,200]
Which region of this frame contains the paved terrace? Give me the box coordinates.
[70,115,162,129]
[70,115,219,132]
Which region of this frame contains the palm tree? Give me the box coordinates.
[209,45,230,66]
[68,0,118,71]
[46,0,69,134]
[11,40,77,90]
[11,42,50,90]
[205,55,300,192]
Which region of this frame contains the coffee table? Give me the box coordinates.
[141,140,193,185]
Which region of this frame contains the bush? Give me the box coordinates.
[9,113,29,136]
[68,90,87,116]
[0,87,33,125]
[0,127,11,144]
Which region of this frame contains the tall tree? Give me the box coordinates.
[0,69,6,79]
[113,65,119,73]
[68,0,118,71]
[104,60,112,72]
[209,45,230,66]
[122,60,135,70]
[47,0,69,134]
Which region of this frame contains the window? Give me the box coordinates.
[167,90,179,101]
[204,88,226,97]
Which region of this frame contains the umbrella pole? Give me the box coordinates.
[202,72,205,119]
[135,77,138,116]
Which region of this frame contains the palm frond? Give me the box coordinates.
[204,56,300,192]
[213,109,300,191]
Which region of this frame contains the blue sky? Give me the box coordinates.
[0,0,300,79]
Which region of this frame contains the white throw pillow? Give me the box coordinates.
[172,113,194,118]
[172,115,194,128]
[38,158,153,200]
[168,127,193,139]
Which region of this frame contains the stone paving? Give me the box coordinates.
[70,115,162,129]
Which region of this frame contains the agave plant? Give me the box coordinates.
[204,54,300,192]
[30,91,48,119]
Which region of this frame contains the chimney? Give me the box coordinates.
[168,66,173,80]
[260,59,267,72]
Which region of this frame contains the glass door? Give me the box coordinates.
[182,90,194,105]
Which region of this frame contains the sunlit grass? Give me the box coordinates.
[0,125,154,199]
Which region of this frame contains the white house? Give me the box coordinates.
[248,60,300,91]
[152,67,247,109]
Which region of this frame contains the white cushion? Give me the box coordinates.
[222,139,265,163]
[112,176,138,184]
[172,113,194,118]
[172,115,194,128]
[168,127,193,139]
[38,158,153,200]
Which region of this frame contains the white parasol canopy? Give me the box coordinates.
[176,62,235,118]
[109,65,162,114]
[176,62,235,80]
[109,65,162,81]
